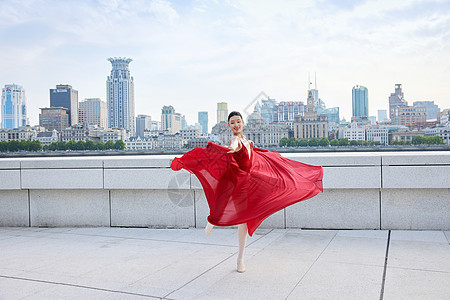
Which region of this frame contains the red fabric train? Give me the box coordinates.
[171,141,323,236]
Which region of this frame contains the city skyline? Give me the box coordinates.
[1,0,449,129]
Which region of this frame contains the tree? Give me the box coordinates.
[287,137,298,147]
[298,139,308,147]
[338,138,349,146]
[319,137,329,147]
[426,136,443,145]
[350,140,358,146]
[96,141,105,150]
[30,140,42,151]
[412,135,426,145]
[7,140,20,152]
[308,137,319,147]
[85,140,96,151]
[330,139,339,146]
[105,140,115,149]
[67,140,77,150]
[114,140,125,150]
[279,137,289,147]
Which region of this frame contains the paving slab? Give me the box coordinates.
[1,228,449,299]
[383,268,450,300]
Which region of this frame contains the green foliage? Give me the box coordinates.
[287,137,298,147]
[330,139,339,146]
[96,141,105,150]
[114,140,125,150]
[85,140,96,150]
[308,137,319,147]
[318,137,330,147]
[298,139,308,147]
[350,140,358,146]
[338,138,349,146]
[105,140,115,149]
[279,137,289,146]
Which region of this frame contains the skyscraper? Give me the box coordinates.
[107,57,135,133]
[161,105,182,134]
[79,98,107,128]
[1,84,27,129]
[136,114,152,138]
[217,102,228,123]
[50,84,78,126]
[198,111,208,134]
[389,84,407,121]
[413,101,440,121]
[377,110,387,122]
[39,107,69,132]
[352,85,368,119]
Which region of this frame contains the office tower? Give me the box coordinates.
[79,98,107,128]
[198,111,208,134]
[260,98,278,124]
[389,84,407,120]
[352,85,368,119]
[1,84,27,129]
[378,110,387,122]
[369,116,377,124]
[413,101,440,121]
[39,107,69,131]
[278,101,304,122]
[161,105,182,134]
[136,114,152,138]
[393,106,426,126]
[217,102,228,123]
[107,57,135,133]
[181,115,188,130]
[50,84,78,126]
[321,107,340,124]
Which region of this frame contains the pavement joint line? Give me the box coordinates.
[0,274,161,299]
[379,230,391,300]
[162,230,270,299]
[284,230,338,300]
[387,266,450,274]
[444,232,450,245]
[42,231,241,248]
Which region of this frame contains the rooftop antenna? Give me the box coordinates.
[308,72,311,91]
[315,72,317,90]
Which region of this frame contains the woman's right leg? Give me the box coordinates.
[205,221,214,236]
[237,223,247,273]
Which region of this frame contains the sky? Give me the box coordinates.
[1,0,450,130]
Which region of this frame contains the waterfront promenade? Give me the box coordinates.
[1,227,449,299]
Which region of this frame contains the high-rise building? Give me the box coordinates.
[107,57,135,133]
[79,98,107,128]
[352,85,368,119]
[217,102,228,123]
[260,98,278,124]
[413,101,440,121]
[392,106,426,126]
[136,114,152,138]
[1,84,27,129]
[378,110,387,122]
[278,101,304,122]
[198,111,208,134]
[39,107,69,132]
[161,105,182,134]
[50,84,78,126]
[389,84,407,120]
[294,90,328,140]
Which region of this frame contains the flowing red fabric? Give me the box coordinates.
[171,141,323,236]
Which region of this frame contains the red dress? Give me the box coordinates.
[171,140,323,236]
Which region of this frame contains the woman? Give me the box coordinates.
[171,111,323,273]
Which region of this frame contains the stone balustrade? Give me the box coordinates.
[0,151,449,230]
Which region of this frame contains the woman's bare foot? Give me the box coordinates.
[237,259,246,273]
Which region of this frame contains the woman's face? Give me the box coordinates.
[228,115,244,135]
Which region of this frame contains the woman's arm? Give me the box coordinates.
[227,136,242,153]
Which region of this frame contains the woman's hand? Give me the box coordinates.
[227,139,242,153]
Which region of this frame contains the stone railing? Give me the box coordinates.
[0,151,449,230]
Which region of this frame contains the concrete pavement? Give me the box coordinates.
[1,227,449,299]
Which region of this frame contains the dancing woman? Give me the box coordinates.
[171,111,323,273]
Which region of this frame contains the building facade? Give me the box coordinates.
[389,84,408,121]
[161,105,182,134]
[107,57,135,133]
[79,98,107,128]
[198,111,208,134]
[392,106,427,126]
[135,114,152,138]
[378,110,388,122]
[244,109,289,147]
[278,101,304,122]
[352,85,368,119]
[39,107,69,132]
[366,126,389,145]
[260,98,278,124]
[1,84,27,129]
[0,127,36,141]
[293,91,328,140]
[50,84,78,126]
[343,121,366,141]
[217,102,228,123]
[413,101,440,121]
